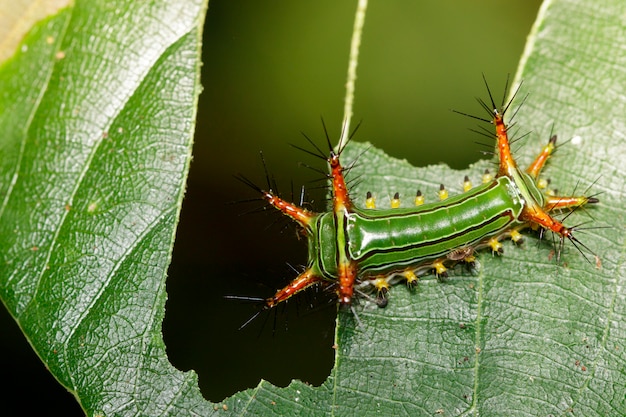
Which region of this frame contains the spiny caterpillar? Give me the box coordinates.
[237,80,598,315]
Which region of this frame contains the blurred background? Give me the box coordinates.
[1,0,542,413]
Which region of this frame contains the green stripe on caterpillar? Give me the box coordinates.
[236,79,598,313]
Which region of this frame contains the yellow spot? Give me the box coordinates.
[489,237,503,254]
[403,270,418,287]
[55,50,66,60]
[463,176,473,192]
[438,185,448,201]
[543,141,555,155]
[464,255,476,264]
[482,169,493,184]
[432,261,447,276]
[365,191,376,209]
[373,277,390,292]
[509,229,523,243]
[537,178,548,190]
[415,190,424,206]
[390,192,401,208]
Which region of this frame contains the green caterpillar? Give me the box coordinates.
[238,82,597,312]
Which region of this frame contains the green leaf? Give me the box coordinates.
[0,1,213,415]
[223,0,626,416]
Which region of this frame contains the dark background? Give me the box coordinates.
[1,0,542,413]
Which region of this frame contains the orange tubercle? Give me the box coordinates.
[521,205,569,237]
[265,268,323,309]
[329,153,352,211]
[526,135,556,179]
[266,193,314,227]
[494,112,517,177]
[338,262,357,305]
[545,195,598,210]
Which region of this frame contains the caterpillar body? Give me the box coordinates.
[238,82,598,313]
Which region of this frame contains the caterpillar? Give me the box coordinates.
[237,80,598,314]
